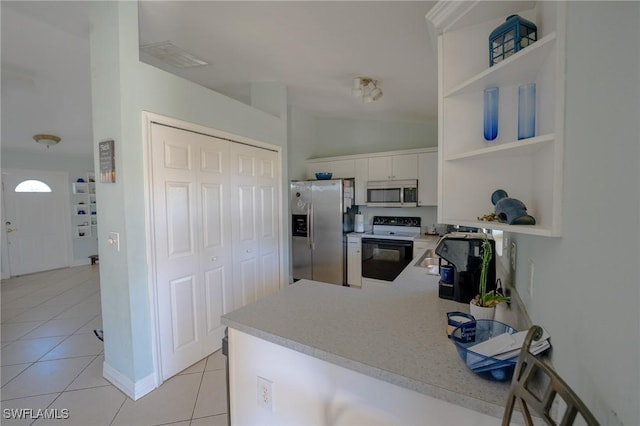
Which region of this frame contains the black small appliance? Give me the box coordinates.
[435,233,496,303]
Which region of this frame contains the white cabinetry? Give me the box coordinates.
[418,152,438,206]
[368,154,417,181]
[347,235,362,288]
[306,148,434,206]
[71,173,96,238]
[354,158,368,206]
[427,1,565,236]
[413,241,430,259]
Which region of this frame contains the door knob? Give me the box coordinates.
[211,256,218,262]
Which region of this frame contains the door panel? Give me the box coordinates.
[204,267,225,334]
[164,143,192,170]
[236,154,254,177]
[170,275,199,350]
[260,186,275,238]
[238,186,256,242]
[165,182,194,257]
[239,257,258,306]
[201,147,224,174]
[201,184,224,248]
[260,252,278,298]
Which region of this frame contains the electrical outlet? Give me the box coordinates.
[257,376,273,411]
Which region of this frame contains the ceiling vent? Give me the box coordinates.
[139,41,209,68]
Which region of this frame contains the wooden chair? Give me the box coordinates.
[502,325,599,426]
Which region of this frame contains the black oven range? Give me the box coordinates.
[361,216,421,285]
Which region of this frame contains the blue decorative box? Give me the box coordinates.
[489,14,537,66]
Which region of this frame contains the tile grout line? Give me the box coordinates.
[189,368,207,423]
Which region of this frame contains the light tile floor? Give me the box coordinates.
[1,266,228,426]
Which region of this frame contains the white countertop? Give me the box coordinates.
[222,243,516,418]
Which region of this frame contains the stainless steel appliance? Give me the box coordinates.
[361,216,421,284]
[291,179,356,285]
[435,233,496,303]
[366,180,418,208]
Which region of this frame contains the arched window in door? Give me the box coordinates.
[14,179,52,193]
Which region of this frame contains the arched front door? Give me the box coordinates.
[2,170,71,276]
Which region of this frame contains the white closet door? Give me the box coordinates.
[255,149,280,300]
[197,139,233,355]
[151,124,232,380]
[230,144,280,310]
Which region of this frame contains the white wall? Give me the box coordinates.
[288,106,438,181]
[314,115,438,158]
[509,3,639,424]
[229,329,499,425]
[89,1,288,392]
[287,106,318,181]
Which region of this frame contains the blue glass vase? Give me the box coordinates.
[483,87,499,141]
[518,83,536,140]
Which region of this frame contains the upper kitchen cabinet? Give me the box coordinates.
[306,148,435,207]
[427,1,565,236]
[368,154,418,181]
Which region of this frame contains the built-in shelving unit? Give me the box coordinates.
[72,173,97,238]
[427,1,565,237]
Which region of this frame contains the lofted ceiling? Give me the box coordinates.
[1,1,438,157]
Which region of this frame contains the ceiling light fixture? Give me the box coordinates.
[33,134,61,148]
[352,77,383,103]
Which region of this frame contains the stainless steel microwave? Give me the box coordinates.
[366,180,418,207]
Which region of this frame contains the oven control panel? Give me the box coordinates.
[372,216,421,227]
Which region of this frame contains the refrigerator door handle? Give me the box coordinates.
[309,204,314,250]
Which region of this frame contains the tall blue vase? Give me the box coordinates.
[518,83,536,140]
[483,87,499,141]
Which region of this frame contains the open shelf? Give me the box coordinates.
[445,32,556,98]
[430,1,564,237]
[441,218,556,237]
[446,133,555,161]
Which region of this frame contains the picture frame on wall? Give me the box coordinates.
[99,139,115,183]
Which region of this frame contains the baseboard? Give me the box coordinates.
[71,258,92,267]
[103,361,158,401]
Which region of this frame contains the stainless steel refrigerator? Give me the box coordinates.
[291,179,355,285]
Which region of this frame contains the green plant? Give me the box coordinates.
[471,234,511,308]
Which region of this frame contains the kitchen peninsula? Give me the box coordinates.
[222,245,527,425]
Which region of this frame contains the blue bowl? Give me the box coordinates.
[315,172,333,180]
[450,319,518,382]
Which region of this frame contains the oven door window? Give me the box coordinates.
[361,239,413,281]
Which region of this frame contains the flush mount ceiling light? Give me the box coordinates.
[352,77,383,103]
[33,134,61,148]
[140,41,209,68]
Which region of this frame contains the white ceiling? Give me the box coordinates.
[1,1,438,157]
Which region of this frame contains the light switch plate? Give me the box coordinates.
[108,232,120,251]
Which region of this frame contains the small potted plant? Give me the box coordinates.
[469,234,510,320]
